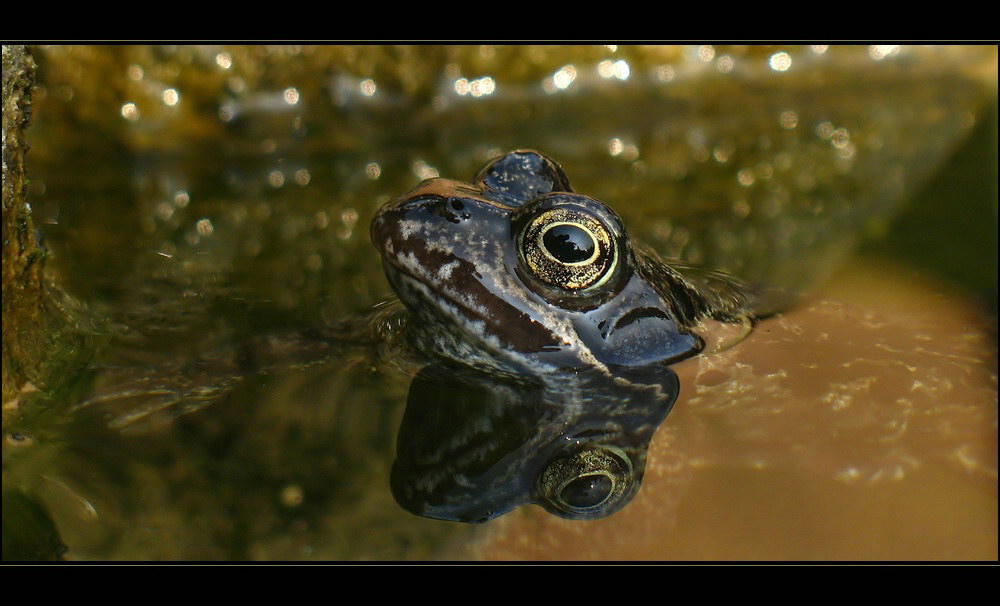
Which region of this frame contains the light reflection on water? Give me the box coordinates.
[5,45,996,560]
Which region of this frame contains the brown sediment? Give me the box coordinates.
[466,262,998,560]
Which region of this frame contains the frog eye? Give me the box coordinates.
[518,207,618,292]
[538,446,634,519]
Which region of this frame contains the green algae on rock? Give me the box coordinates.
[2,45,89,426]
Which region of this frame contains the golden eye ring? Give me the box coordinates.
[519,208,617,292]
[538,446,634,517]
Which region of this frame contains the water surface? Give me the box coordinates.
[4,45,996,560]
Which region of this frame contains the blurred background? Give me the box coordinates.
[2,44,996,560]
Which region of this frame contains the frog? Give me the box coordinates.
[371,149,754,379]
[373,150,756,521]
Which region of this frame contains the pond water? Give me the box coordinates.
[3,45,996,561]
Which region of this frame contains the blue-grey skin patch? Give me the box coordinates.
[371,150,738,377]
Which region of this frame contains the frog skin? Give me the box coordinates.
[371,149,752,378]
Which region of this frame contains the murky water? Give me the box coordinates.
[3,45,996,560]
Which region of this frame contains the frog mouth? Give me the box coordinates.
[380,254,566,358]
[383,260,486,326]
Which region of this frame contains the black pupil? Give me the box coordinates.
[542,224,595,263]
[560,473,613,509]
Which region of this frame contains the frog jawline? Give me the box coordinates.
[383,262,575,376]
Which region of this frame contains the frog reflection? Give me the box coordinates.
[373,150,753,521]
[392,362,678,522]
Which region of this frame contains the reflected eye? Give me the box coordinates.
[519,207,618,292]
[560,472,614,508]
[538,446,634,518]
